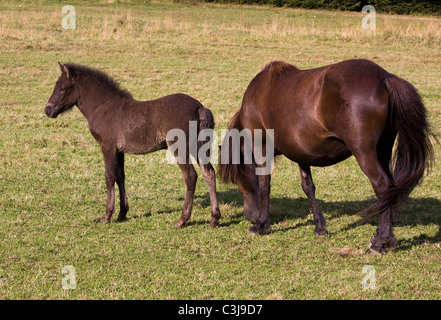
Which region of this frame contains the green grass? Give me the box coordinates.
[1,0,441,299]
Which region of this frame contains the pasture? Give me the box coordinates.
[1,0,440,299]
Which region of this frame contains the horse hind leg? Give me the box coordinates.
[371,135,398,254]
[175,163,198,228]
[299,165,328,236]
[353,142,398,254]
[198,161,221,228]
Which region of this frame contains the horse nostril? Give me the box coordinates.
[45,104,54,117]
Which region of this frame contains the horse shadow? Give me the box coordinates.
[190,188,441,252]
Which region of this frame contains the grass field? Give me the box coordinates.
[1,0,441,300]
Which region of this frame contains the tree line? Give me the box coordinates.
[202,0,441,16]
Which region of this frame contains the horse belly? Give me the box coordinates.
[278,137,352,167]
[117,127,167,155]
[119,141,166,155]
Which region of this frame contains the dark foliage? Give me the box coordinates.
[203,0,441,15]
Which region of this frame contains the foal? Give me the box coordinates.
[45,63,221,228]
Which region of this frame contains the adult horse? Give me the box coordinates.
[219,59,433,254]
[45,63,221,228]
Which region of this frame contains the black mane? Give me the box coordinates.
[65,63,133,99]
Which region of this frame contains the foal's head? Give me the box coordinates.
[45,63,78,118]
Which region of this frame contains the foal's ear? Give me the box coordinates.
[63,65,71,79]
[59,63,75,80]
[58,62,64,73]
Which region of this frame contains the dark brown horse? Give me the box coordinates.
[219,59,433,254]
[45,63,221,228]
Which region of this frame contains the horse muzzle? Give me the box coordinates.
[44,103,59,118]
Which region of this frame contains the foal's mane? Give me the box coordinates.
[65,63,133,99]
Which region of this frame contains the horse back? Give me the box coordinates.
[239,59,391,166]
[318,59,391,139]
[95,93,203,154]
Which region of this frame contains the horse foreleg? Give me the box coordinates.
[99,147,118,223]
[116,152,129,221]
[253,171,271,235]
[235,165,266,234]
[299,165,328,236]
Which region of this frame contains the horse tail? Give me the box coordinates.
[378,75,434,213]
[197,105,215,132]
[218,111,243,184]
[196,106,215,160]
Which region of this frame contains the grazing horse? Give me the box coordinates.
[219,59,433,254]
[45,63,221,228]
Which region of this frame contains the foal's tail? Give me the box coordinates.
[198,106,215,132]
[376,75,434,214]
[196,106,215,160]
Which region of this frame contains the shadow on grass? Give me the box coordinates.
[188,188,441,252]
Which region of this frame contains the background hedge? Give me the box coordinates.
[202,0,441,16]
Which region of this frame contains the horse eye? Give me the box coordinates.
[60,87,68,92]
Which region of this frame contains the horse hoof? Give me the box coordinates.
[175,220,186,229]
[248,225,270,235]
[96,217,109,223]
[367,248,382,255]
[314,229,328,236]
[210,220,220,228]
[368,235,397,254]
[368,241,385,255]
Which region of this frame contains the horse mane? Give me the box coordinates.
[218,110,257,185]
[263,60,297,78]
[65,63,133,99]
[227,110,240,131]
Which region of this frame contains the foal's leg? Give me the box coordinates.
[299,165,328,236]
[175,163,198,228]
[99,147,118,222]
[116,152,129,221]
[198,161,221,228]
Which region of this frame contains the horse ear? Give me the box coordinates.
[62,64,76,80]
[58,62,64,73]
[63,65,71,79]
